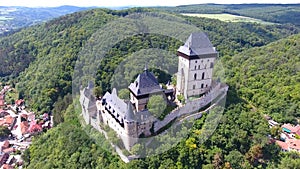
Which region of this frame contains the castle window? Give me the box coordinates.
[195,65,197,70]
[202,72,205,79]
[195,61,197,63]
[193,85,195,89]
[198,65,200,69]
[201,84,204,88]
[194,73,197,80]
[210,62,214,68]
[208,59,210,62]
[135,81,138,87]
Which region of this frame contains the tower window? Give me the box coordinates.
[193,85,195,89]
[195,61,197,63]
[201,84,204,88]
[195,65,197,70]
[210,62,214,68]
[194,73,197,80]
[202,72,205,79]
[198,65,200,69]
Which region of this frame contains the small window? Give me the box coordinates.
[195,65,197,70]
[201,84,204,88]
[198,65,200,69]
[202,72,205,79]
[208,59,210,62]
[193,85,195,89]
[210,62,214,68]
[194,73,197,80]
[195,61,197,63]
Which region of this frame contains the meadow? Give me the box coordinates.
[181,13,274,24]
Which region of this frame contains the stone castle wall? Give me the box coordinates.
[154,83,228,132]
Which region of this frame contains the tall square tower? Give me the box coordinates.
[176,32,218,99]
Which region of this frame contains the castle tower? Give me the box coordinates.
[176,32,218,99]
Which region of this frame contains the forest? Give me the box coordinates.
[155,4,300,26]
[0,7,299,168]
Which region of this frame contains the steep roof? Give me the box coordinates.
[177,32,217,56]
[102,88,135,121]
[128,68,163,96]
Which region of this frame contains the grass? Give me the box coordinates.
[181,13,274,25]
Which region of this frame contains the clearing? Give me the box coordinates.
[181,13,274,24]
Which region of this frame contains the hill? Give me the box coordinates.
[24,32,300,168]
[155,4,300,26]
[0,7,299,168]
[0,6,90,35]
[223,33,300,123]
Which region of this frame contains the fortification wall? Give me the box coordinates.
[154,83,228,132]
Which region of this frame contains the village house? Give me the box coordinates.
[282,123,300,137]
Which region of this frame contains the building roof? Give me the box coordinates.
[20,121,29,135]
[282,123,300,134]
[0,100,4,106]
[287,139,300,151]
[29,120,43,133]
[15,99,24,106]
[276,140,289,150]
[128,68,163,96]
[102,89,133,122]
[2,140,10,149]
[177,32,217,56]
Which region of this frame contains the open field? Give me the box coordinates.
[181,13,274,25]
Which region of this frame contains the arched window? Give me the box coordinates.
[202,72,205,79]
[195,65,197,70]
[198,65,200,69]
[201,84,204,88]
[194,73,197,80]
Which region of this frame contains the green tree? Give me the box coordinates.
[147,94,166,118]
[118,88,130,100]
[0,126,10,137]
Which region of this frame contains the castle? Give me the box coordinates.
[80,32,228,153]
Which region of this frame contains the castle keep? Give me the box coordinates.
[176,32,217,99]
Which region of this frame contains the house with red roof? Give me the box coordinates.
[282,123,300,136]
[15,99,24,107]
[0,100,5,108]
[276,139,300,152]
[20,121,29,135]
[29,120,43,133]
[0,115,16,129]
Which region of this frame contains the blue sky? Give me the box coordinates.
[0,0,299,7]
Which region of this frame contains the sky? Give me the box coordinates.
[0,0,299,7]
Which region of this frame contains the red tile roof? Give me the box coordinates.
[2,164,13,169]
[1,140,10,149]
[282,124,300,134]
[0,100,4,106]
[276,140,289,150]
[29,120,43,133]
[15,99,24,106]
[20,121,29,134]
[2,147,15,154]
[286,139,300,151]
[276,139,300,152]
